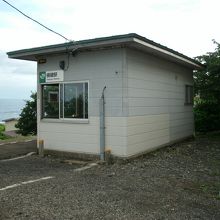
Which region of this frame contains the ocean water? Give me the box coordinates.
[0,99,26,122]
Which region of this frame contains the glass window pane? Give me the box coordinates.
[76,83,84,118]
[185,85,193,105]
[60,84,63,118]
[64,84,77,118]
[42,84,59,118]
[64,83,88,119]
[85,83,88,118]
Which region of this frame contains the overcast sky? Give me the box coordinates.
[0,0,220,99]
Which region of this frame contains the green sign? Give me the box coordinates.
[39,72,46,84]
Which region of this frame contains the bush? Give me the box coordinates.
[194,41,220,132]
[194,102,220,132]
[0,133,7,140]
[0,124,7,140]
[15,92,37,136]
[0,124,5,132]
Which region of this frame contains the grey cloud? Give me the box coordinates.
[0,51,36,76]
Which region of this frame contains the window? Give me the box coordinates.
[42,84,59,118]
[185,85,193,105]
[42,82,88,119]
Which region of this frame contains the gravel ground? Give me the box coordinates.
[0,135,220,220]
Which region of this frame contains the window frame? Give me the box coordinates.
[185,85,193,105]
[41,80,89,122]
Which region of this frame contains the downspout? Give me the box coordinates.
[100,86,106,161]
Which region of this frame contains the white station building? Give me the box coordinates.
[7,34,203,159]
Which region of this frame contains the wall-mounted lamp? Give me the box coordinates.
[59,60,65,70]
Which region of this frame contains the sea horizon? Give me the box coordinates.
[0,98,26,122]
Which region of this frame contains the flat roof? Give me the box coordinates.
[7,33,203,69]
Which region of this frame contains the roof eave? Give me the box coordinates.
[7,37,134,61]
[7,33,204,70]
[131,38,203,70]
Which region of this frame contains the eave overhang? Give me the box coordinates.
[7,33,204,70]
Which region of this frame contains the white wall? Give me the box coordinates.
[37,48,128,157]
[126,48,194,157]
[36,47,194,158]
[39,117,127,156]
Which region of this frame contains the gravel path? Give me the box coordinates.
[0,135,219,219]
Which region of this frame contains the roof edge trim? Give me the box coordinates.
[133,38,202,69]
[7,33,204,69]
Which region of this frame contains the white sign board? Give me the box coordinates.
[46,70,64,83]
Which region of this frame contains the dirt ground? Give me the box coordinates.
[0,140,37,159]
[0,134,220,219]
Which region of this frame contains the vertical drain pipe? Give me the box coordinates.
[100,86,106,161]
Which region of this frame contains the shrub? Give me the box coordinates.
[0,124,5,132]
[0,124,7,140]
[15,92,37,136]
[194,102,220,132]
[194,41,220,132]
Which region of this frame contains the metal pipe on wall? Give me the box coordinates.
[100,86,106,161]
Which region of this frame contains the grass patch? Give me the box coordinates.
[0,133,8,140]
[0,124,5,132]
[0,124,36,142]
[0,124,8,140]
[0,135,36,143]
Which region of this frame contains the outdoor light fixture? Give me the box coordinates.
[59,60,65,70]
[38,58,47,64]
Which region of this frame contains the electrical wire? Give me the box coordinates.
[2,0,70,42]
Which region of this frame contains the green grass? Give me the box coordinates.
[0,133,8,140]
[0,124,8,140]
[0,124,36,142]
[0,124,5,132]
[0,135,36,143]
